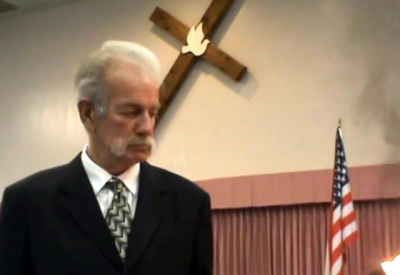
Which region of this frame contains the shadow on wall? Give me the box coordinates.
[345,0,400,162]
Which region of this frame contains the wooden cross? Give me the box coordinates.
[150,0,247,126]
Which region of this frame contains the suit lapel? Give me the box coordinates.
[58,155,124,271]
[124,162,168,269]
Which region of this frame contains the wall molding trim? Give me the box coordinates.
[196,164,400,209]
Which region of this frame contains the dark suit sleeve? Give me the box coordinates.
[190,193,213,275]
[0,186,30,275]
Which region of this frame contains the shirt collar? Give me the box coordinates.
[81,145,140,196]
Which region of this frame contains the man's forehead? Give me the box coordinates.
[117,100,161,109]
[105,63,160,93]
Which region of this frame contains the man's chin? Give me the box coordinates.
[126,146,151,162]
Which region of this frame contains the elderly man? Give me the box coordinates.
[0,41,213,275]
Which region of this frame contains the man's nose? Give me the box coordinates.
[136,112,154,135]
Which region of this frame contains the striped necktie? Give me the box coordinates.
[105,177,132,260]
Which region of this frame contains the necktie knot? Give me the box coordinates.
[107,177,125,194]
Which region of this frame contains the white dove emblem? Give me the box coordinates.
[181,22,210,56]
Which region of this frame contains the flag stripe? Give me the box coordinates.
[342,192,353,206]
[332,207,341,223]
[343,221,357,238]
[342,211,356,226]
[331,230,342,251]
[342,202,354,218]
[332,254,343,275]
[342,183,350,196]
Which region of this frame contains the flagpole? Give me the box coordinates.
[338,118,342,128]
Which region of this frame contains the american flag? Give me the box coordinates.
[324,127,358,275]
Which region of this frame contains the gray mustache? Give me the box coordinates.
[127,135,154,146]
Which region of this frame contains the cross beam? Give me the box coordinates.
[150,0,247,126]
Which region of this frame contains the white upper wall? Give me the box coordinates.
[0,0,399,195]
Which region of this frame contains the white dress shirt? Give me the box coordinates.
[80,145,139,219]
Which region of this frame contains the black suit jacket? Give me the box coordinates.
[0,154,213,275]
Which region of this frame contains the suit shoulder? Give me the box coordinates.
[4,163,71,195]
[143,162,209,198]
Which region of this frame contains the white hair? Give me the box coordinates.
[75,40,161,114]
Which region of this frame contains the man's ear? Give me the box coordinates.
[77,99,96,132]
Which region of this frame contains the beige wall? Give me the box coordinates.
[0,0,399,196]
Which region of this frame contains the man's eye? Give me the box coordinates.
[121,110,139,117]
[150,111,158,118]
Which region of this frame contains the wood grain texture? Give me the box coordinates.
[156,54,198,127]
[150,6,247,82]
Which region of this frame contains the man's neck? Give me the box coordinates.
[86,146,136,176]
